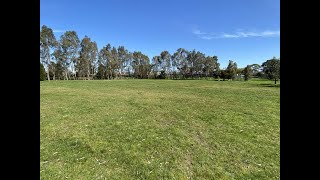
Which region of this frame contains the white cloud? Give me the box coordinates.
[222,33,241,38]
[53,29,65,33]
[193,28,280,39]
[192,29,206,35]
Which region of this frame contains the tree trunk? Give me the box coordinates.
[65,70,69,80]
[46,67,50,81]
[275,79,277,84]
[73,62,77,80]
[46,54,50,82]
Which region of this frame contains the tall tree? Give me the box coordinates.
[203,56,218,79]
[213,62,221,79]
[105,44,115,79]
[117,46,129,78]
[132,51,150,79]
[152,56,161,78]
[40,25,57,82]
[226,60,238,80]
[59,31,80,80]
[53,45,68,80]
[125,52,134,78]
[187,50,197,79]
[89,42,98,77]
[78,36,98,79]
[54,60,64,80]
[243,65,252,81]
[111,47,120,79]
[98,45,109,79]
[220,69,228,81]
[160,51,171,79]
[48,62,56,80]
[172,48,189,79]
[262,57,280,84]
[96,63,105,79]
[194,51,205,79]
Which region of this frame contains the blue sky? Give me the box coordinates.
[40,0,280,68]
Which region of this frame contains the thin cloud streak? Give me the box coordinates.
[192,28,280,40]
[53,29,66,33]
[192,29,206,35]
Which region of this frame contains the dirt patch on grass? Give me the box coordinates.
[185,151,193,179]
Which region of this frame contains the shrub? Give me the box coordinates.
[40,63,46,81]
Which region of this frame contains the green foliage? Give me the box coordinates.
[243,65,252,81]
[39,25,276,81]
[95,64,106,79]
[226,60,238,80]
[160,50,171,76]
[59,31,80,79]
[40,63,46,81]
[256,71,264,78]
[262,57,280,84]
[249,64,261,75]
[220,69,229,81]
[132,51,150,79]
[40,25,57,81]
[77,36,98,79]
[158,70,166,79]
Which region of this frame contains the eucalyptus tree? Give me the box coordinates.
[203,56,218,79]
[48,62,56,80]
[226,60,238,80]
[172,48,189,79]
[98,45,109,79]
[243,65,252,81]
[125,52,134,78]
[104,44,114,79]
[132,51,150,78]
[111,47,120,79]
[40,25,57,82]
[194,51,206,79]
[117,46,129,78]
[187,50,198,79]
[160,51,171,78]
[53,45,69,80]
[78,36,98,79]
[89,42,98,77]
[59,31,80,80]
[152,55,161,78]
[40,63,46,81]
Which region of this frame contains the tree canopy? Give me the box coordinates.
[262,57,280,84]
[40,25,279,82]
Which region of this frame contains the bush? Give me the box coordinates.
[256,72,264,78]
[40,63,46,81]
[157,70,166,79]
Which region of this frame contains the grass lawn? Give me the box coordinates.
[40,79,280,179]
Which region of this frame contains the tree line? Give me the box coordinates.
[40,25,280,83]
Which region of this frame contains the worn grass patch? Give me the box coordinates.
[40,79,279,179]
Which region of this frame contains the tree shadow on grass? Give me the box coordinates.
[171,78,208,80]
[259,83,280,88]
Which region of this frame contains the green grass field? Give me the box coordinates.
[40,79,280,179]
